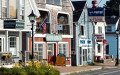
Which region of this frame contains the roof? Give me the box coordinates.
[72,1,86,22]
[105,16,119,24]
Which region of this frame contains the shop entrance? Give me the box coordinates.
[47,43,56,65]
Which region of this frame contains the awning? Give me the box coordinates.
[103,39,108,44]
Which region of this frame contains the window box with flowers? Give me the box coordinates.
[1,53,12,61]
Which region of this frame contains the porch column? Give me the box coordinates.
[5,30,8,52]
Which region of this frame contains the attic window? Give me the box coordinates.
[46,0,62,6]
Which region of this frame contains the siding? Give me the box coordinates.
[106,35,117,58]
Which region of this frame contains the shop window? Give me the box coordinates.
[46,0,62,6]
[57,14,69,34]
[34,43,44,60]
[58,43,69,57]
[106,44,109,54]
[98,44,101,53]
[36,10,50,34]
[98,26,102,33]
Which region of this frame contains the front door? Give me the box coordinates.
[9,36,16,55]
[47,43,56,65]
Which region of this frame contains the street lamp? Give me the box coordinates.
[28,10,37,60]
[115,29,119,66]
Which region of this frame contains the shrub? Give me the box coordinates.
[0,60,60,75]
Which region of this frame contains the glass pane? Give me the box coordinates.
[9,0,17,18]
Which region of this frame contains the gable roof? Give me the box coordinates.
[105,16,119,24]
[72,1,86,22]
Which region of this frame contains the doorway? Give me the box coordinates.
[47,43,56,65]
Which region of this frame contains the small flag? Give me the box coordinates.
[41,18,47,34]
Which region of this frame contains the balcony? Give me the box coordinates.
[58,25,70,35]
[36,23,50,34]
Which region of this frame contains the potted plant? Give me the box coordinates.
[2,53,12,60]
[29,53,38,59]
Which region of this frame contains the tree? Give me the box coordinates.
[103,0,120,16]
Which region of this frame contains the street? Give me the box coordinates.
[72,68,120,75]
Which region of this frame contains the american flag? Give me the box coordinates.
[41,18,47,34]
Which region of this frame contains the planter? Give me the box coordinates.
[1,54,11,61]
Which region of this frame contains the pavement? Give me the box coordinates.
[54,61,120,75]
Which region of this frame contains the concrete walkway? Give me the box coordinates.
[54,61,120,75]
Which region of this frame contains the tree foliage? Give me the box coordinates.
[103,0,120,16]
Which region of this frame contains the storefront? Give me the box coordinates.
[27,34,71,66]
[94,34,108,61]
[79,39,92,66]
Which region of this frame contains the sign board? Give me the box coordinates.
[55,56,66,66]
[88,17,105,22]
[88,8,105,22]
[16,22,24,29]
[79,39,92,47]
[46,34,62,41]
[56,25,63,30]
[4,20,16,29]
[88,8,104,16]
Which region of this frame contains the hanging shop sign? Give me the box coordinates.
[79,39,92,47]
[4,20,16,29]
[56,25,63,30]
[46,34,62,41]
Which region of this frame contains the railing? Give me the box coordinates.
[58,25,70,35]
[36,23,50,34]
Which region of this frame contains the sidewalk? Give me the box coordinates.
[54,61,120,75]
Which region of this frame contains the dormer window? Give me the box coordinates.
[46,0,62,6]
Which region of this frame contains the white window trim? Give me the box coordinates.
[34,42,45,59]
[80,24,86,37]
[58,42,69,59]
[0,37,5,52]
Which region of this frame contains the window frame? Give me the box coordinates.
[58,42,69,57]
[98,44,101,53]
[98,26,102,33]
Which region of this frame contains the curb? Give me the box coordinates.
[60,67,102,75]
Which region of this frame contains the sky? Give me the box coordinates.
[71,0,110,7]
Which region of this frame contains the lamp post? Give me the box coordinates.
[28,10,37,60]
[115,29,119,66]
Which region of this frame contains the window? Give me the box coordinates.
[98,27,102,33]
[9,36,16,55]
[106,45,109,54]
[80,25,84,35]
[34,43,44,60]
[2,0,7,18]
[58,43,69,57]
[98,44,101,53]
[20,0,25,20]
[106,26,112,32]
[47,44,54,55]
[1,0,24,19]
[46,0,62,6]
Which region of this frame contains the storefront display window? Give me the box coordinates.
[58,43,69,57]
